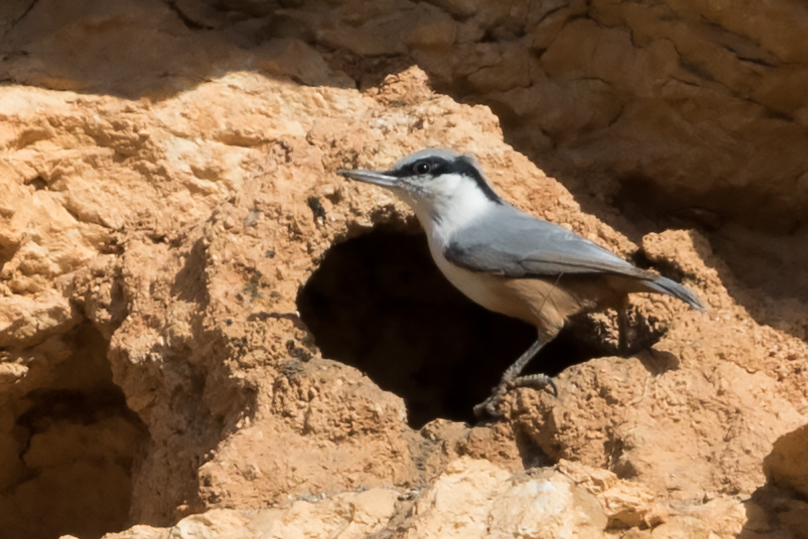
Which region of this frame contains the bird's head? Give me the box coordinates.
[338,148,503,223]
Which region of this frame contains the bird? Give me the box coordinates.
[337,148,704,418]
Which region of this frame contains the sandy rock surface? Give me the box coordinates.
[0,1,807,539]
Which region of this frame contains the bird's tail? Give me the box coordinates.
[646,276,706,312]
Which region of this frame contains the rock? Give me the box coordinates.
[214,0,808,234]
[0,2,807,539]
[84,489,400,538]
[557,460,667,529]
[402,457,607,539]
[256,39,355,89]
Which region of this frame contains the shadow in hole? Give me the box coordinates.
[297,228,612,429]
[736,424,808,538]
[735,484,807,539]
[1,322,151,539]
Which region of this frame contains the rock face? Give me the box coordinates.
[0,1,807,539]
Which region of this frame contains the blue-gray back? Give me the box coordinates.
[444,203,705,311]
[444,204,651,279]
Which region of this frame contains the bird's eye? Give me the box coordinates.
[414,161,431,175]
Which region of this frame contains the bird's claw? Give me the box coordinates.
[473,387,508,419]
[514,373,558,397]
[473,374,558,420]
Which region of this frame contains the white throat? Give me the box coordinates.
[400,172,495,246]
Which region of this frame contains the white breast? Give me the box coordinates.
[397,172,515,314]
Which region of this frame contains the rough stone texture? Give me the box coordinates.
[5,0,808,235]
[359,0,808,236]
[80,458,751,539]
[401,457,610,539]
[81,488,402,539]
[0,1,807,539]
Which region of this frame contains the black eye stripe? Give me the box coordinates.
[388,158,449,177]
[385,155,503,204]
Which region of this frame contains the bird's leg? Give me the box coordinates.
[473,339,557,418]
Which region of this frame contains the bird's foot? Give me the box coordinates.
[473,374,558,419]
[473,385,509,419]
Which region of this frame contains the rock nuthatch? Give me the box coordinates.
[338,149,704,418]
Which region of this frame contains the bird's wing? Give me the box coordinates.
[444,206,654,280]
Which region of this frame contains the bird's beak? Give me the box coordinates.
[337,169,398,189]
